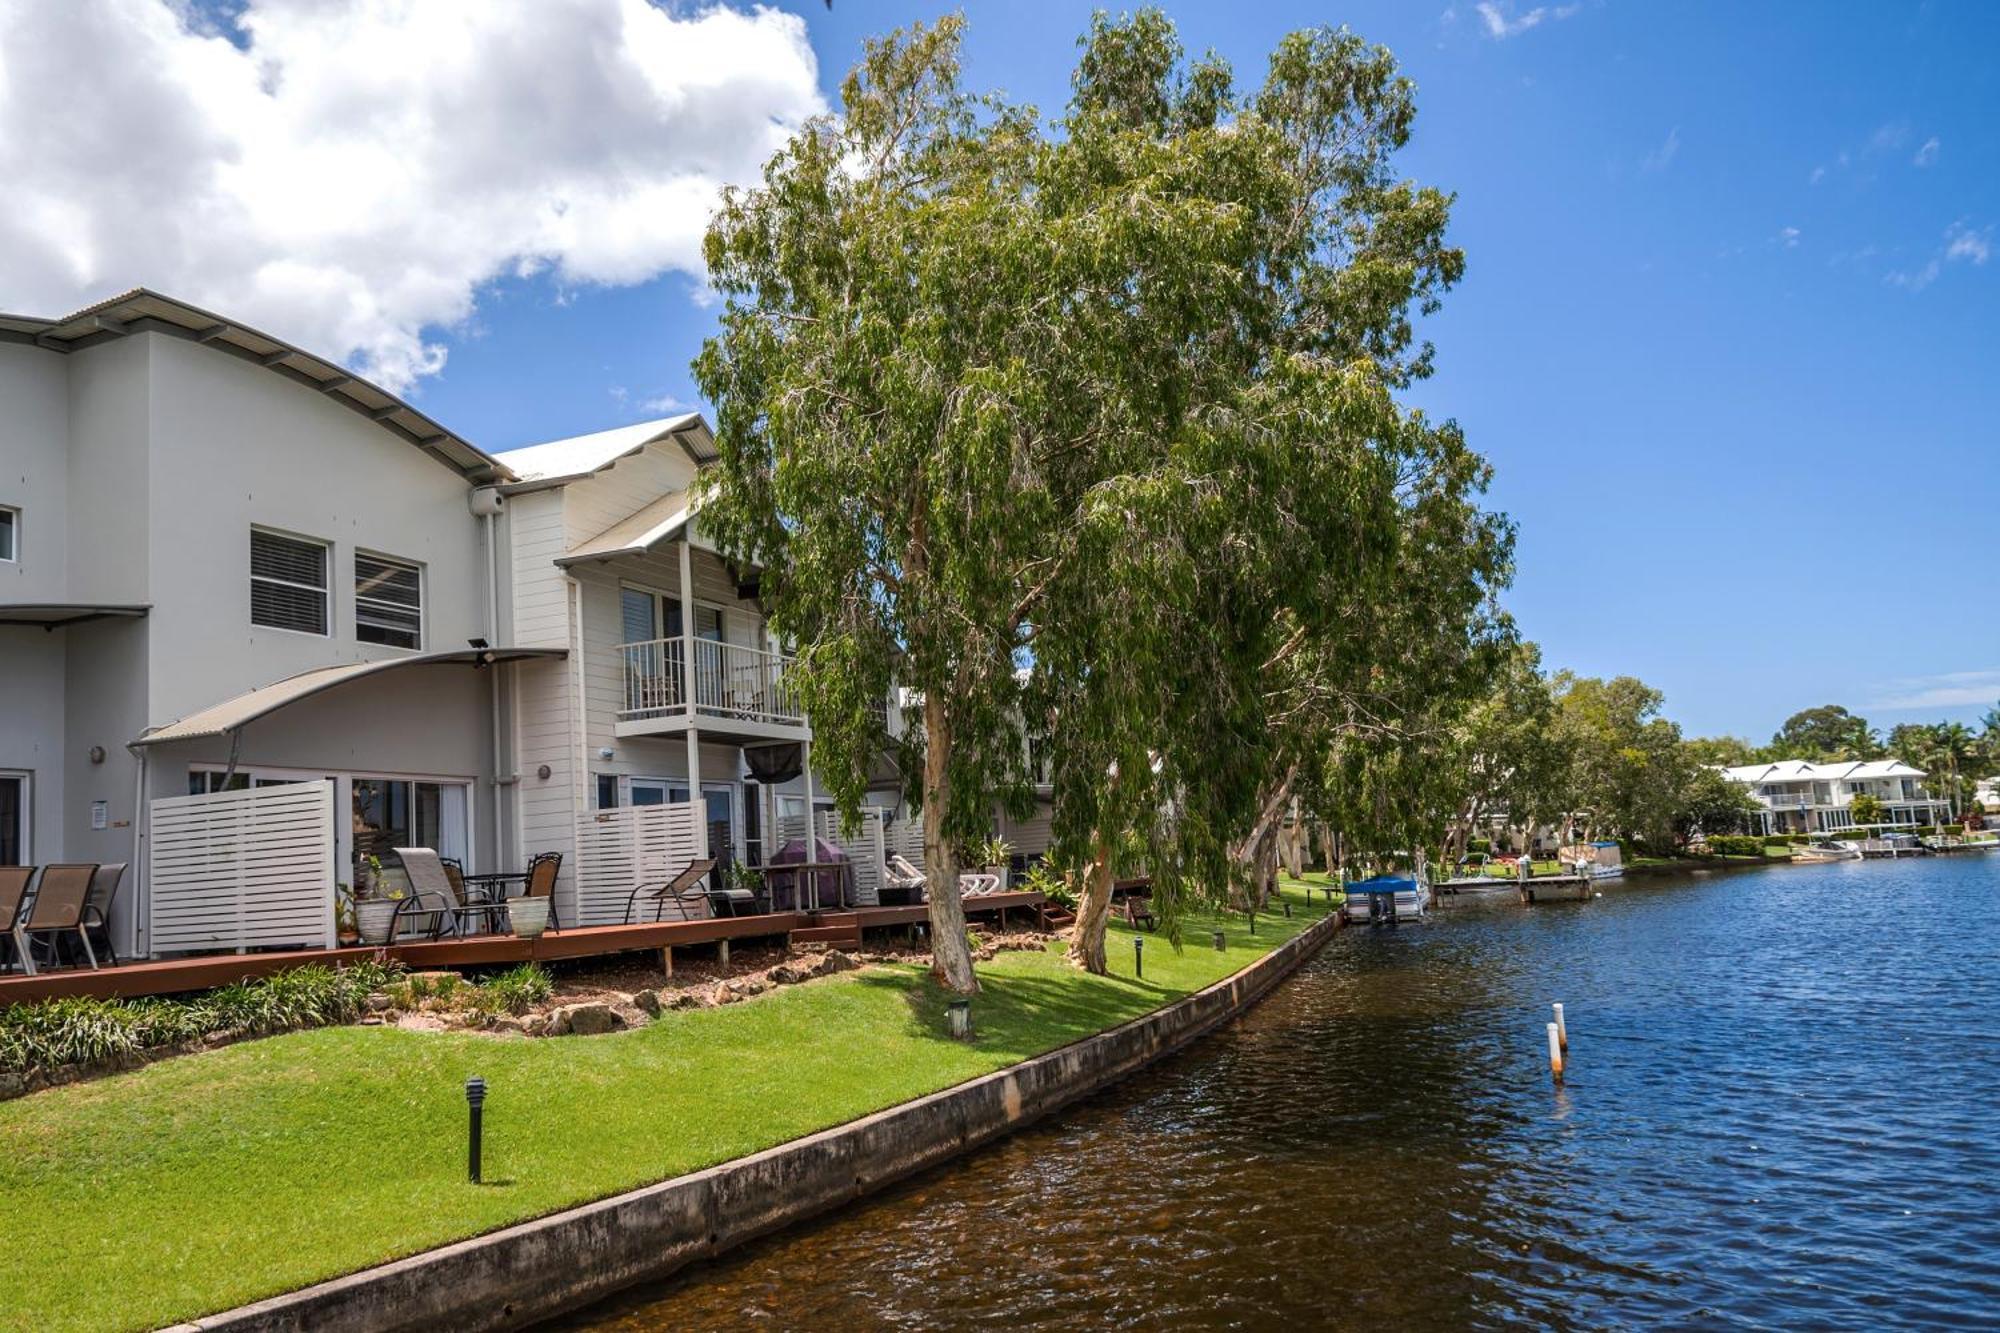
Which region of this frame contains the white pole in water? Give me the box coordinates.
[1547,1021,1565,1083]
[1553,1002,1568,1051]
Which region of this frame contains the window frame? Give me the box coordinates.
[0,770,30,866]
[353,549,425,651]
[0,504,17,563]
[249,526,332,638]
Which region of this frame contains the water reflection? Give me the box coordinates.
[559,855,2000,1330]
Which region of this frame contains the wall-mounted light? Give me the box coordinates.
[87,745,106,765]
[536,764,552,780]
[598,747,616,761]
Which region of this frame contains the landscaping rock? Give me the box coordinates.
[558,1002,623,1036]
[364,993,392,1013]
[631,988,662,1017]
[488,1015,527,1035]
[663,989,707,1011]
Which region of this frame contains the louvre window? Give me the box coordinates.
[0,506,16,561]
[250,529,329,634]
[355,552,422,649]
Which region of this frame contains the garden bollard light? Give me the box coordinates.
[947,998,972,1040]
[465,1076,487,1184]
[1247,911,1256,936]
[1283,901,1292,918]
[1134,935,1144,978]
[1212,929,1226,952]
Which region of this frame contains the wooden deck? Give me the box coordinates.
[0,891,1048,1005]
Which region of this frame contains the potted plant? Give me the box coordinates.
[353,856,403,945]
[334,884,360,946]
[977,836,1012,888]
[507,894,551,940]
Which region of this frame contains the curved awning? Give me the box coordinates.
[0,603,150,629]
[555,490,693,566]
[133,647,565,746]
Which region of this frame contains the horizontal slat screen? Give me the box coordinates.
[575,802,702,926]
[149,780,335,954]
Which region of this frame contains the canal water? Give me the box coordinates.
[561,855,2000,1329]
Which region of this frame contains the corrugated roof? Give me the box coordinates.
[495,413,716,492]
[0,288,508,483]
[1722,759,1928,783]
[133,647,565,746]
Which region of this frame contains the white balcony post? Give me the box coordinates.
[678,539,698,722]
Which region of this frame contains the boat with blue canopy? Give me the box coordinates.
[1340,873,1431,925]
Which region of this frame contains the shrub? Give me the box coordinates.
[475,964,553,1016]
[1705,835,1766,857]
[0,960,402,1080]
[1468,839,1491,856]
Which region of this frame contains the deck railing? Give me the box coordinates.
[619,637,804,726]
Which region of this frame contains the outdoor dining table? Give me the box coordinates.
[461,871,527,906]
[764,860,851,913]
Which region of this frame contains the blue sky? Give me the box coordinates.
[31,1,1998,743]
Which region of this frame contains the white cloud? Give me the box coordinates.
[1944,221,1992,266]
[639,392,693,414]
[1808,166,1826,186]
[1778,226,1801,248]
[1890,220,1992,290]
[1641,127,1680,173]
[1913,136,1940,167]
[0,0,825,391]
[1870,670,2000,712]
[1473,1,1582,39]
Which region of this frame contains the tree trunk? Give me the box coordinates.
[922,692,979,994]
[1316,822,1338,875]
[1066,831,1115,974]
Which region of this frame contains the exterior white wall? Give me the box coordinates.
[141,334,492,725]
[63,616,149,955]
[63,336,152,605]
[0,630,66,863]
[0,343,70,602]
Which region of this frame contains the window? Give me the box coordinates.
[355,552,423,649]
[595,774,619,809]
[0,506,16,562]
[251,529,329,635]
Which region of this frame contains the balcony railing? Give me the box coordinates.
[619,637,804,727]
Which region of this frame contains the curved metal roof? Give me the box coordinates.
[132,647,565,746]
[0,289,510,483]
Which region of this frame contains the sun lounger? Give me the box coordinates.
[82,862,126,966]
[393,847,506,939]
[0,866,33,972]
[625,857,718,924]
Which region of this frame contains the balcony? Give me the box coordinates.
[1756,792,1810,810]
[617,637,807,741]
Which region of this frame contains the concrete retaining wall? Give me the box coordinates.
[173,913,1342,1333]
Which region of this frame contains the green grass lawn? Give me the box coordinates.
[0,887,1331,1332]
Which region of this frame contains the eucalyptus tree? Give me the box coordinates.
[1014,13,1511,967]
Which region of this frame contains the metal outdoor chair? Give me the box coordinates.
[392,847,507,939]
[13,863,102,974]
[516,852,563,931]
[82,862,126,967]
[0,866,34,972]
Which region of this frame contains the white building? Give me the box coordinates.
[1720,759,1949,836]
[0,288,875,958]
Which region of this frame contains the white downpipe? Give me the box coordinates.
[127,740,149,960]
[566,574,587,890]
[678,539,705,859]
[485,509,505,873]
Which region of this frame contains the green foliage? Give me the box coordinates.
[1684,735,1757,767]
[1019,862,1076,909]
[1848,792,1886,825]
[1705,835,1768,857]
[0,961,400,1078]
[474,964,554,1017]
[1766,705,1881,761]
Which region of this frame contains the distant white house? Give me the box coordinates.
[1976,775,2000,814]
[1720,759,1950,836]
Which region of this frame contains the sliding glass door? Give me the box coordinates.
[0,772,26,866]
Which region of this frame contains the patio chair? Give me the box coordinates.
[82,862,126,967]
[1120,893,1157,932]
[517,851,563,931]
[960,872,1002,898]
[624,857,718,924]
[0,866,33,972]
[13,863,101,974]
[878,853,926,906]
[392,847,506,940]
